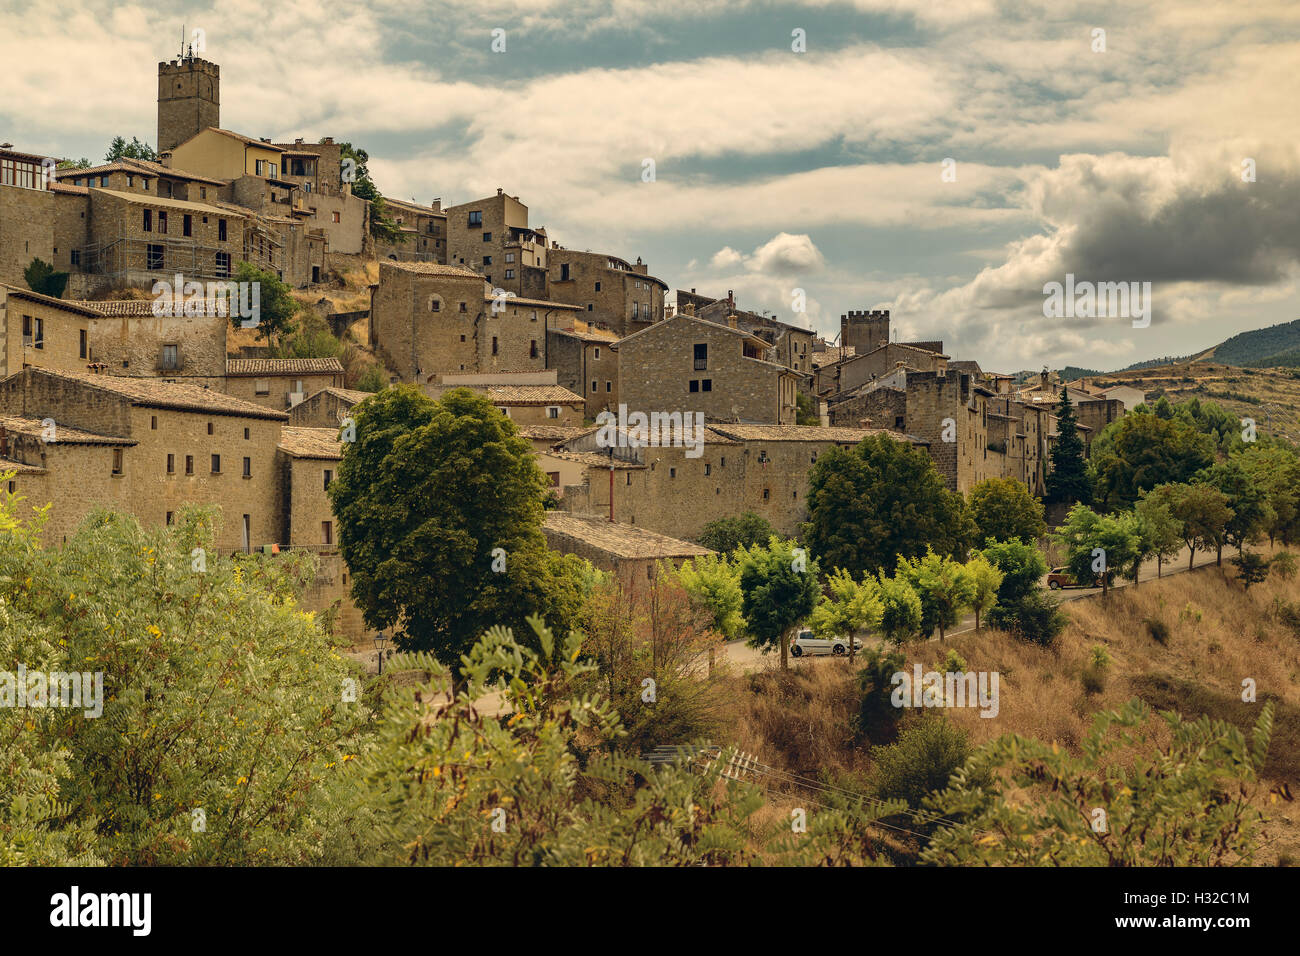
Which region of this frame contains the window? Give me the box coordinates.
[127,175,134,187]
[458,301,467,313]
[529,340,538,359]
[430,299,441,312]
[720,457,725,468]
[243,428,250,440]
[546,406,560,419]
[468,210,482,226]
[166,511,174,525]
[79,329,87,358]
[693,343,707,370]
[167,454,175,474]
[100,175,108,187]
[255,379,270,395]
[505,252,515,263]
[626,473,632,486]
[332,211,340,223]
[689,380,699,393]
[762,488,770,500]
[143,209,152,231]
[146,244,164,270]
[71,249,81,266]
[606,381,612,392]
[322,521,333,545]
[483,255,492,266]
[211,454,221,474]
[183,214,192,237]
[158,211,167,234]
[547,472,560,487]
[560,263,570,281]
[594,281,601,292]
[215,252,231,277]
[323,469,332,491]
[207,422,214,435]
[200,187,207,199]
[669,467,676,478]
[151,415,157,430]
[218,219,227,241]
[895,416,905,430]
[642,303,650,319]
[592,380,598,393]
[593,347,600,360]
[242,457,251,478]
[185,455,194,475]
[483,232,491,242]
[702,379,712,392]
[491,336,498,355]
[112,449,123,476]
[460,334,466,342]
[705,463,711,476]
[505,269,514,279]
[161,344,179,369]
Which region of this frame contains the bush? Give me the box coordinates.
[987,590,1067,646]
[870,715,971,808]
[697,512,777,554]
[354,364,387,393]
[1145,617,1172,646]
[939,649,967,674]
[1270,551,1297,582]
[1232,552,1270,590]
[1081,644,1110,695]
[856,645,906,738]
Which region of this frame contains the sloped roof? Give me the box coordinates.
[278,426,343,460]
[543,512,713,561]
[16,368,288,420]
[227,358,344,376]
[480,384,585,406]
[90,187,247,216]
[382,261,481,278]
[518,424,598,442]
[709,424,927,445]
[0,414,136,446]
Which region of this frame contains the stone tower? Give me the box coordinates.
[157,52,220,154]
[840,309,890,354]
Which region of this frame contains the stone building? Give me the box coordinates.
[616,313,800,426]
[157,52,220,154]
[683,290,817,376]
[424,372,586,426]
[542,511,712,594]
[0,146,61,290]
[545,323,619,418]
[444,189,549,298]
[0,366,288,552]
[376,196,447,264]
[548,248,667,337]
[288,386,373,428]
[368,260,583,381]
[815,341,948,397]
[224,358,346,410]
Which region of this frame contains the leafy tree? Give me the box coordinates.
[737,538,820,671]
[1238,442,1300,545]
[808,568,882,663]
[805,434,972,577]
[23,257,69,298]
[1231,552,1270,591]
[673,552,744,640]
[922,700,1276,866]
[1045,390,1092,505]
[967,477,1046,545]
[974,538,1047,609]
[1090,410,1215,508]
[795,392,820,426]
[696,511,777,555]
[57,157,91,170]
[870,715,972,809]
[104,135,157,162]
[964,553,1004,631]
[354,364,388,393]
[991,589,1068,646]
[1271,550,1298,582]
[1159,482,1234,569]
[895,549,976,641]
[1133,490,1184,581]
[329,386,587,663]
[875,573,923,646]
[231,261,299,346]
[1052,505,1140,595]
[1198,459,1275,556]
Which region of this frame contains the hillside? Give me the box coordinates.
[1207,318,1300,367]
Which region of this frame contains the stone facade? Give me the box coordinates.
[542,511,712,595]
[445,190,549,298]
[546,325,619,418]
[224,358,346,410]
[548,248,667,337]
[288,387,372,428]
[616,314,799,425]
[157,55,220,154]
[840,309,891,355]
[816,342,948,396]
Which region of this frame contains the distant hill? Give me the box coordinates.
[1207,319,1300,367]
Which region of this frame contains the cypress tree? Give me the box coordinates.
[1046,389,1092,505]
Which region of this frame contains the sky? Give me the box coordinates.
[2,0,1298,373]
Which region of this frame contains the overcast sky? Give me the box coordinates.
[2,0,1298,372]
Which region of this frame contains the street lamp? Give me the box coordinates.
[374,631,387,675]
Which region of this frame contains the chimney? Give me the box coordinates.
[727,314,737,329]
[322,137,334,144]
[727,290,734,308]
[690,287,696,294]
[497,187,503,196]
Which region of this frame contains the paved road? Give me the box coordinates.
[719,544,1230,673]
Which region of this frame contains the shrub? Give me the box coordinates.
[354,364,387,393]
[1145,617,1172,646]
[988,590,1068,646]
[1232,552,1270,590]
[940,649,968,674]
[1082,644,1111,695]
[1270,551,1297,582]
[856,645,906,737]
[870,715,972,808]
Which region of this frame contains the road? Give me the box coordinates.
[719,543,1231,673]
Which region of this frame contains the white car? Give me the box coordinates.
[790,629,863,658]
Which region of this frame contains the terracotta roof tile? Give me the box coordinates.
[227,358,344,376]
[382,261,481,278]
[278,426,344,460]
[544,512,713,560]
[708,424,926,444]
[20,368,288,420]
[0,414,136,446]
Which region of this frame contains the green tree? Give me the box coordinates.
[964,553,1004,631]
[329,386,587,662]
[1238,442,1300,545]
[737,538,820,671]
[1053,505,1140,595]
[673,552,744,640]
[922,700,1275,866]
[1045,390,1092,505]
[232,261,299,347]
[337,141,407,244]
[973,538,1047,608]
[696,511,777,555]
[871,715,972,809]
[104,135,158,162]
[1133,490,1184,581]
[1090,410,1215,508]
[896,549,977,641]
[57,157,91,170]
[354,364,388,393]
[1231,552,1269,590]
[1198,458,1275,557]
[967,477,1046,545]
[805,433,972,577]
[856,645,907,737]
[795,391,820,426]
[808,568,882,664]
[1160,482,1234,569]
[875,573,923,646]
[23,257,69,298]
